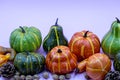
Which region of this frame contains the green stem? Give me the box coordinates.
[57,49,62,53]
[116,17,120,23]
[19,26,25,33]
[83,31,89,37]
[55,18,58,26]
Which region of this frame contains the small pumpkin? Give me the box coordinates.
[46,46,77,74]
[76,53,111,80]
[9,26,42,52]
[43,18,68,52]
[69,30,100,61]
[14,52,45,75]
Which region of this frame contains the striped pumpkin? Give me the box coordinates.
[101,18,120,59]
[86,53,111,80]
[10,26,42,52]
[46,46,77,74]
[14,52,45,75]
[69,30,100,61]
[43,18,68,52]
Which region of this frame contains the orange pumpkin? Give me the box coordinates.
[86,53,111,80]
[46,46,77,74]
[76,53,111,80]
[69,30,100,61]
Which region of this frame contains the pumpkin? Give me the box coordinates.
[69,30,100,61]
[14,52,45,75]
[113,52,120,71]
[46,46,77,74]
[76,53,111,80]
[101,18,120,59]
[43,18,68,52]
[0,46,16,60]
[9,26,42,52]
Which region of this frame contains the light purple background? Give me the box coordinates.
[0,0,119,80]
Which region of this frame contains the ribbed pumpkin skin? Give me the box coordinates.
[69,30,100,61]
[86,53,111,80]
[43,19,68,52]
[113,53,120,71]
[101,18,120,59]
[10,26,42,52]
[46,46,77,74]
[14,52,45,75]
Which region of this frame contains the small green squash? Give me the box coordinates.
[101,18,120,59]
[9,26,42,52]
[113,52,120,71]
[14,52,45,75]
[43,18,68,52]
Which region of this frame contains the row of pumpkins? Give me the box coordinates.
[1,18,120,80]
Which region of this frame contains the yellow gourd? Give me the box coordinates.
[0,46,16,66]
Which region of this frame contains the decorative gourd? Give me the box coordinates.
[86,53,111,80]
[101,18,120,59]
[0,46,16,60]
[43,18,68,52]
[113,52,120,71]
[76,53,111,80]
[9,26,42,52]
[14,52,45,75]
[69,30,100,61]
[46,46,77,74]
[0,54,10,67]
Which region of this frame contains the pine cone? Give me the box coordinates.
[0,62,16,78]
[105,71,120,80]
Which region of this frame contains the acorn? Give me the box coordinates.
[59,75,65,80]
[65,73,71,79]
[15,72,20,76]
[14,75,20,80]
[33,74,40,79]
[42,71,49,79]
[20,75,26,80]
[52,74,59,80]
[26,75,33,80]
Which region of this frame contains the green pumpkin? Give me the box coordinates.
[113,52,120,71]
[9,26,42,52]
[43,18,68,52]
[101,18,120,59]
[14,52,45,75]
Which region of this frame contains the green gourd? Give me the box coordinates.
[113,52,120,71]
[9,26,42,52]
[101,18,120,59]
[14,52,45,75]
[43,18,68,52]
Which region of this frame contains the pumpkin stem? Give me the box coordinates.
[19,26,25,33]
[116,17,120,23]
[57,49,62,53]
[83,31,89,37]
[55,18,58,26]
